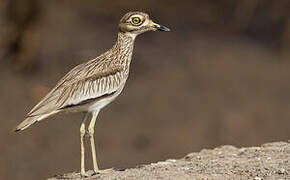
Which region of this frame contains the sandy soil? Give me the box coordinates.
[48,141,290,180]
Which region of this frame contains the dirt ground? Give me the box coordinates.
[48,141,290,180]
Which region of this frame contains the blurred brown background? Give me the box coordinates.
[1,0,290,179]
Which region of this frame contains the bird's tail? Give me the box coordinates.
[14,113,53,132]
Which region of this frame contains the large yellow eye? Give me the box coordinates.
[131,17,142,25]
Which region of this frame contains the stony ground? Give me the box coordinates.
[48,141,290,180]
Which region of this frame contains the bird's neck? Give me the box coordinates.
[112,32,136,68]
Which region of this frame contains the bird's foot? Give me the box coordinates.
[93,168,114,174]
[80,171,90,177]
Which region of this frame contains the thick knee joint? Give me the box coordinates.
[80,127,86,136]
[88,127,94,136]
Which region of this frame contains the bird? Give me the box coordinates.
[14,11,170,177]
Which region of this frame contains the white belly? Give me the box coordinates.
[87,83,125,113]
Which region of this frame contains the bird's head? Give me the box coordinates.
[119,11,170,37]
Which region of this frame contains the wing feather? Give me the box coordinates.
[27,60,125,117]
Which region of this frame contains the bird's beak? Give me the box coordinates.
[151,21,170,32]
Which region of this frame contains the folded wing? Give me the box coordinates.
[27,61,125,117]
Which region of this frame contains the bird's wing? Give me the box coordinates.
[27,60,125,117]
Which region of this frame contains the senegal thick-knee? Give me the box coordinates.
[15,11,170,177]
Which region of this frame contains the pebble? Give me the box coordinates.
[277,168,286,174]
[166,159,177,163]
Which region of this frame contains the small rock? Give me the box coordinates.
[219,145,238,150]
[166,159,177,163]
[247,147,261,151]
[262,142,287,147]
[183,167,192,171]
[239,148,246,154]
[185,152,198,160]
[277,168,286,174]
[156,161,170,166]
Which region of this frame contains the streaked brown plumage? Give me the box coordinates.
[15,11,169,176]
[16,33,134,130]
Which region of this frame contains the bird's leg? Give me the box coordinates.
[88,110,113,174]
[80,113,89,177]
[88,110,100,174]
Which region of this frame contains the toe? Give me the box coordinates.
[94,168,114,174]
[80,172,90,177]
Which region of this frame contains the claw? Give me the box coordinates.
[80,171,90,177]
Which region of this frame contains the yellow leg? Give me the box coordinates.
[88,110,113,174]
[80,113,89,177]
[88,110,99,174]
